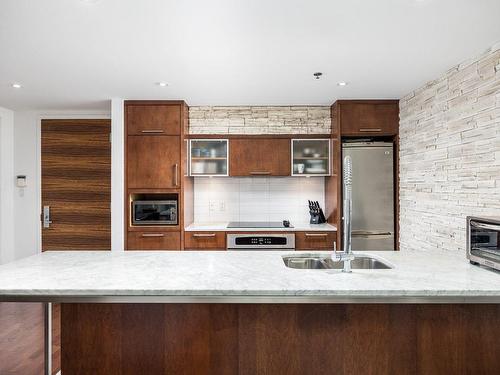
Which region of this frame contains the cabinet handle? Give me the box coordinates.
[305,233,328,237]
[141,130,165,134]
[193,233,216,238]
[174,164,179,187]
[359,128,382,132]
[141,233,165,238]
[250,171,271,175]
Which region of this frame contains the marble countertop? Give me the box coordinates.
[185,222,337,232]
[0,249,498,303]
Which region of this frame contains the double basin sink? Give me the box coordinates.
[283,253,392,270]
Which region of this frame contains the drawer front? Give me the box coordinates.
[184,232,226,250]
[295,232,336,250]
[127,104,181,135]
[127,232,181,250]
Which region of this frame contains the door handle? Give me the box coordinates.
[192,233,216,238]
[141,233,165,238]
[42,206,52,228]
[250,171,271,175]
[351,230,393,236]
[359,128,382,132]
[174,164,179,187]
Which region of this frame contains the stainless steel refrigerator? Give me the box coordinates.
[342,141,395,250]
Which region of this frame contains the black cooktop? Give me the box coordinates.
[227,221,293,228]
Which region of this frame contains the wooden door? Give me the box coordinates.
[41,119,111,251]
[126,104,181,135]
[229,138,290,176]
[127,136,181,189]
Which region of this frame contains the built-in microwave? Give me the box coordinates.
[467,216,500,271]
[132,200,178,225]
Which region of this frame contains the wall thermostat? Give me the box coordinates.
[16,175,27,188]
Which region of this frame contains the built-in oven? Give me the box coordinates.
[132,200,178,226]
[227,233,295,250]
[467,216,500,271]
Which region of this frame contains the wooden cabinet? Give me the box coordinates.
[127,135,181,189]
[184,232,226,250]
[125,101,190,251]
[126,104,181,135]
[127,231,181,250]
[291,139,331,176]
[295,232,336,250]
[190,139,229,176]
[337,101,399,136]
[229,138,290,176]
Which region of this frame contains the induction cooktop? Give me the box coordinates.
[227,221,293,228]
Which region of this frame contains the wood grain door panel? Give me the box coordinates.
[126,104,181,135]
[127,136,181,189]
[41,119,111,251]
[295,232,337,250]
[127,232,181,250]
[184,232,226,250]
[229,138,290,176]
[340,102,399,136]
[61,304,500,375]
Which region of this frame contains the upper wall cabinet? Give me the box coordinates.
[190,139,228,176]
[336,100,399,137]
[126,103,181,135]
[291,139,331,176]
[127,135,181,189]
[229,138,290,177]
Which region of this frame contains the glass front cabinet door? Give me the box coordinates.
[189,139,229,176]
[291,139,331,176]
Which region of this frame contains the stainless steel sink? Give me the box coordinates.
[282,254,392,270]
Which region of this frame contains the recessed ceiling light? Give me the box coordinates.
[156,82,169,87]
[11,83,22,88]
[337,81,348,87]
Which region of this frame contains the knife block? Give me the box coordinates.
[309,209,327,224]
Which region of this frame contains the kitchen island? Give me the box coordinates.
[1,249,499,374]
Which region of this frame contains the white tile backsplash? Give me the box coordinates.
[193,177,325,223]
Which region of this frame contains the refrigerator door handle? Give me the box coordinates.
[351,230,393,236]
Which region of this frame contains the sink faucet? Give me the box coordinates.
[332,155,355,272]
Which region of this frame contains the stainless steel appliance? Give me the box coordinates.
[467,216,500,271]
[227,233,295,250]
[132,200,178,225]
[342,141,394,250]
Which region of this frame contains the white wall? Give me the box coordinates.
[111,99,124,251]
[194,177,325,224]
[12,111,39,260]
[0,107,15,264]
[12,109,111,259]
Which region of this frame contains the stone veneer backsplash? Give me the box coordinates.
[399,43,500,253]
[189,106,331,134]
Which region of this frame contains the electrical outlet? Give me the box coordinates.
[219,201,226,212]
[209,201,216,212]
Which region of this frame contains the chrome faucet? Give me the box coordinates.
[332,155,355,272]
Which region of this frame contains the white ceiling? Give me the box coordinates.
[1,0,499,111]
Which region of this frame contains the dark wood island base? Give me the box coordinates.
[61,303,500,375]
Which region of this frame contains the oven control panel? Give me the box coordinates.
[227,233,295,250]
